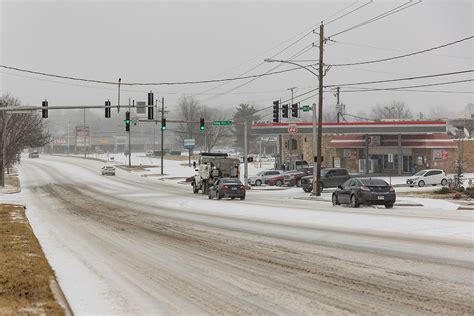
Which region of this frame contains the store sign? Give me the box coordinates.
[433,149,448,161]
[343,149,358,159]
[368,135,381,146]
[75,126,90,147]
[53,138,67,145]
[288,124,298,134]
[183,139,195,149]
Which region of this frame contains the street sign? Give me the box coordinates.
[288,124,298,134]
[212,120,233,126]
[302,105,310,112]
[183,139,195,149]
[136,101,146,114]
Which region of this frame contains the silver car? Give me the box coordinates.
[249,170,284,186]
[101,165,116,176]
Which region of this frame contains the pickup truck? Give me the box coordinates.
[300,168,350,193]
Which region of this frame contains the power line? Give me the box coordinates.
[324,0,374,25]
[333,39,474,60]
[340,78,474,91]
[328,0,421,38]
[198,43,316,103]
[330,36,474,66]
[325,69,473,87]
[0,63,311,87]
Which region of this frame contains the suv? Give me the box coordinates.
[249,170,284,186]
[300,168,350,193]
[406,169,448,187]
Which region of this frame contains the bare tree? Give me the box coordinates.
[199,106,233,152]
[0,95,50,186]
[175,95,201,145]
[371,101,413,120]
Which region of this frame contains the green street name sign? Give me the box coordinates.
[302,105,310,112]
[212,120,233,126]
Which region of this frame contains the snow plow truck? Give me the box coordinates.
[191,153,241,194]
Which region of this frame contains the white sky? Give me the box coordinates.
[1,0,473,120]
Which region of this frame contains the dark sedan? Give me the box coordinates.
[208,178,246,200]
[332,178,396,208]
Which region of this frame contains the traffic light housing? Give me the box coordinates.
[272,100,280,123]
[147,91,154,120]
[199,118,205,131]
[105,100,111,118]
[161,118,166,130]
[291,103,298,118]
[125,111,131,132]
[42,100,48,118]
[282,104,289,118]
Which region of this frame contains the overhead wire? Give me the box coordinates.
[324,0,374,25]
[328,0,421,38]
[339,78,474,91]
[325,69,473,87]
[329,36,474,66]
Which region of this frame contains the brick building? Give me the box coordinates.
[252,120,472,175]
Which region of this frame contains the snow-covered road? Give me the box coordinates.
[8,155,474,315]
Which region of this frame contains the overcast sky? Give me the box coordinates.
[1,0,473,121]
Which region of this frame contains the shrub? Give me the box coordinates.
[465,187,474,198]
[435,187,451,194]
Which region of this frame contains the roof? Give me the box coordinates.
[328,133,457,149]
[251,121,447,135]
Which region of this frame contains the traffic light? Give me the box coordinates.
[199,118,205,131]
[291,103,298,118]
[125,111,131,132]
[147,91,154,120]
[42,100,48,118]
[272,100,280,123]
[282,104,289,118]
[161,118,166,130]
[105,100,111,118]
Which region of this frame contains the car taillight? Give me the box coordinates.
[361,186,370,191]
[389,186,395,192]
[240,185,245,190]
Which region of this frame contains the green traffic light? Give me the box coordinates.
[200,126,205,131]
[161,126,166,130]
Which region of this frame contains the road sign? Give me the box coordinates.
[212,120,233,126]
[288,124,298,134]
[302,105,310,112]
[183,139,195,149]
[136,101,146,114]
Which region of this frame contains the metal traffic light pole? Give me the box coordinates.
[161,97,164,175]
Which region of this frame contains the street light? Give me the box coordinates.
[265,58,323,196]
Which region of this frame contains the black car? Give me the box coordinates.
[332,178,396,208]
[300,168,350,193]
[208,178,246,200]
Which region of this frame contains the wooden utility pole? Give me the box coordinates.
[161,97,164,175]
[336,87,340,123]
[315,22,324,196]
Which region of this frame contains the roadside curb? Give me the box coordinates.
[292,196,423,207]
[457,206,474,211]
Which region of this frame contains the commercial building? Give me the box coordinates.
[251,120,470,175]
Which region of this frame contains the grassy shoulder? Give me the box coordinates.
[0,204,66,315]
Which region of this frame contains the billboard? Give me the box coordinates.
[75,126,90,147]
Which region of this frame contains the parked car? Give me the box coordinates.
[208,178,246,200]
[284,167,313,187]
[265,174,285,186]
[145,150,154,157]
[101,165,116,176]
[406,169,448,187]
[332,178,396,208]
[300,168,350,193]
[249,170,284,186]
[28,151,39,158]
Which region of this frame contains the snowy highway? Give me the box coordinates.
[11,155,474,315]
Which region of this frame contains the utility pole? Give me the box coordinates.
[117,78,121,113]
[83,108,86,158]
[314,22,324,196]
[128,98,132,167]
[161,97,164,175]
[336,87,340,123]
[67,121,70,155]
[244,120,248,187]
[154,98,157,155]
